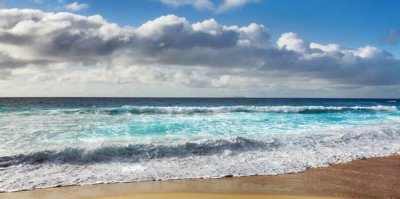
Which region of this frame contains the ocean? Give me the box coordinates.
[0,98,399,192]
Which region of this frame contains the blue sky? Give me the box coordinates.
[0,0,399,97]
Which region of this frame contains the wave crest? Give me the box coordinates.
[0,137,270,166]
[2,124,399,167]
[57,105,398,115]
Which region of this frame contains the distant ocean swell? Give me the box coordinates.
[5,105,398,115]
[1,123,400,192]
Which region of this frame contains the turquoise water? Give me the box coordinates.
[0,98,400,191]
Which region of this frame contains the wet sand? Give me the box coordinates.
[1,155,399,199]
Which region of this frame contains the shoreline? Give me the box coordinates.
[1,155,399,199]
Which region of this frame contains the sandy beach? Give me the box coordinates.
[1,155,399,199]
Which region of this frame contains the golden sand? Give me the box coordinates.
[94,193,336,199]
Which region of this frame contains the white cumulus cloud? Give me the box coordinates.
[1,8,400,97]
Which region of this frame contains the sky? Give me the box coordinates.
[0,0,399,97]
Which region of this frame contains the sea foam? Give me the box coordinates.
[1,122,400,192]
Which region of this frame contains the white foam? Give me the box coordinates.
[116,105,399,113]
[1,122,400,192]
[13,105,396,116]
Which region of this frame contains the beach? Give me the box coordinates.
[2,0,400,198]
[1,155,399,199]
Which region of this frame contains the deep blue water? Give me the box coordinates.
[1,97,399,109]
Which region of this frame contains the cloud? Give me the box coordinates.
[0,70,11,79]
[65,2,89,11]
[382,29,399,45]
[159,0,214,10]
[216,0,258,13]
[159,0,258,12]
[277,32,306,53]
[0,8,400,94]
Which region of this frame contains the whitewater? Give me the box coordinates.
[0,98,399,192]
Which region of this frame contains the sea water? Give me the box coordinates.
[0,98,399,192]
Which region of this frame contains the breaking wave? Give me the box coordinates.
[1,123,400,167]
[1,123,400,192]
[51,105,399,115]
